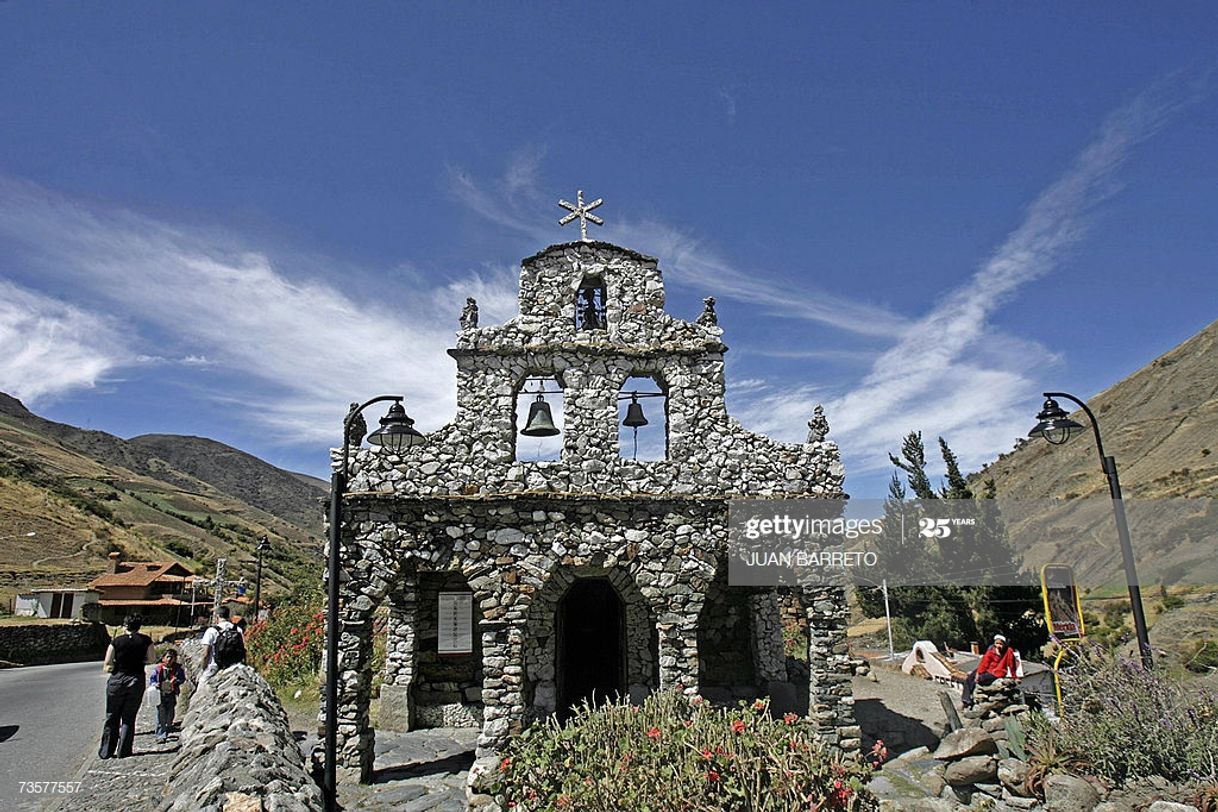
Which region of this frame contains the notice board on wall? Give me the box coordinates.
[437,591,474,654]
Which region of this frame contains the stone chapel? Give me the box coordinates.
[327,237,857,783]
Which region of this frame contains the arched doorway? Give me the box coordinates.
[557,578,625,720]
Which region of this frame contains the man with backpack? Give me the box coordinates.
[198,605,246,688]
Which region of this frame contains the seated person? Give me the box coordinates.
[962,633,1018,708]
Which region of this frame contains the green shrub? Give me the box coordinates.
[1185,640,1218,674]
[491,690,878,811]
[163,539,195,559]
[1028,645,1218,785]
[245,583,324,688]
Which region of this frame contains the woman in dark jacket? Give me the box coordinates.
[98,615,156,758]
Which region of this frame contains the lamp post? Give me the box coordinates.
[1028,392,1152,668]
[323,397,423,810]
[253,535,271,624]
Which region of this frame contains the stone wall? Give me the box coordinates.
[325,240,856,784]
[161,664,323,811]
[345,242,842,498]
[0,621,109,666]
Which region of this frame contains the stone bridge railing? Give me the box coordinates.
[161,664,323,812]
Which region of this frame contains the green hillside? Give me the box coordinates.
[0,392,327,612]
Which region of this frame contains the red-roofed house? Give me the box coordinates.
[87,551,201,625]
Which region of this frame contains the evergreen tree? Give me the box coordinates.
[859,432,1046,657]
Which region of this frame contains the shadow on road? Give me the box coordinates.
[371,751,475,784]
[853,698,939,756]
[0,725,17,743]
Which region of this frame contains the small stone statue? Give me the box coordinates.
[806,404,830,443]
[344,402,367,447]
[459,297,479,329]
[696,296,718,326]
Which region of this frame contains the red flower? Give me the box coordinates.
[646,727,661,740]
[706,769,720,782]
[499,757,511,773]
[783,712,799,725]
[752,698,766,711]
[701,749,713,760]
[731,719,746,734]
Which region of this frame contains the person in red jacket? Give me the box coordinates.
[962,634,1018,708]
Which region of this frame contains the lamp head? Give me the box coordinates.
[367,401,425,452]
[1029,397,1085,445]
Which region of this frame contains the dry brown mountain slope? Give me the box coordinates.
[978,318,1218,501]
[0,392,325,608]
[973,318,1218,588]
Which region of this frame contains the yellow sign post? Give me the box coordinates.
[1040,563,1086,713]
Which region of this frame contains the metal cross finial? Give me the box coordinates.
[557,189,604,241]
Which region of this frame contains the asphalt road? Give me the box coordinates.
[0,661,113,811]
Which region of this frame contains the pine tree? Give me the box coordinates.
[859,432,1046,656]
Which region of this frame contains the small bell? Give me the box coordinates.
[623,395,648,428]
[521,394,560,437]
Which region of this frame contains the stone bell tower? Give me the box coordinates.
[326,219,856,785]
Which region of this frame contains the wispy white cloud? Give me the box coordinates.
[818,75,1202,477]
[0,279,133,404]
[445,74,1198,486]
[718,84,739,122]
[446,166,910,338]
[0,177,517,444]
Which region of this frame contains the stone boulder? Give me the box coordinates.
[998,757,1031,797]
[1043,773,1100,812]
[160,664,323,812]
[944,755,998,786]
[932,727,998,760]
[1146,803,1201,812]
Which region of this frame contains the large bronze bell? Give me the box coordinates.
[622,395,648,428]
[521,394,560,437]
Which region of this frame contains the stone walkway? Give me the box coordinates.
[302,728,479,812]
[43,725,180,812]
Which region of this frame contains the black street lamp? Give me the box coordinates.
[1029,392,1153,668]
[323,396,423,810]
[253,535,271,624]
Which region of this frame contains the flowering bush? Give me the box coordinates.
[1028,645,1218,785]
[491,690,877,811]
[245,584,325,688]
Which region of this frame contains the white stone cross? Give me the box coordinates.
[557,189,604,241]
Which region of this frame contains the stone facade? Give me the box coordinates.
[325,240,856,783]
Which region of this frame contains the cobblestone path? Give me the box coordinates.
[332,728,478,812]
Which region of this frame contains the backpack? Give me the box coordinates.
[213,624,246,668]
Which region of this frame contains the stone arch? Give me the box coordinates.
[522,563,657,721]
[384,561,483,731]
[696,568,757,702]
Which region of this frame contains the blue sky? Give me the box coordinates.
[1,4,1215,498]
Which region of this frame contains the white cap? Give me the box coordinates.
[993,634,1007,643]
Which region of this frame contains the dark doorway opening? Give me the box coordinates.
[557,578,624,721]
